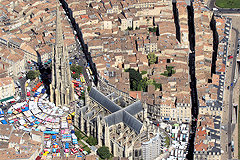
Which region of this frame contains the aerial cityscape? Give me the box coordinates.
[0,0,239,159]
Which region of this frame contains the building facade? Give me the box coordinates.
[0,77,15,100]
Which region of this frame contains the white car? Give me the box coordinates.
[233,79,236,83]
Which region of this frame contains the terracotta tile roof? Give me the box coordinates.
[129,91,142,100]
[0,77,14,87]
[195,142,208,151]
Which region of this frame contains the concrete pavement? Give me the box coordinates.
[220,16,240,160]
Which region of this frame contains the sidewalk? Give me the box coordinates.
[232,80,240,159]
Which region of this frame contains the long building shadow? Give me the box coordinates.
[210,15,219,79]
[37,51,51,96]
[185,2,199,160]
[59,0,99,87]
[172,0,181,43]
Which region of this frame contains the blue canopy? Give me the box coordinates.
[22,108,27,112]
[23,128,31,132]
[7,110,12,114]
[35,121,40,124]
[44,131,59,134]
[1,120,7,124]
[9,120,14,123]
[41,89,46,94]
[52,135,57,139]
[65,143,69,149]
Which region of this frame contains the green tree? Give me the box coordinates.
[70,64,83,74]
[86,136,97,146]
[125,68,142,91]
[97,146,112,159]
[71,72,79,79]
[153,80,162,90]
[140,77,148,92]
[26,70,40,80]
[148,27,157,33]
[147,53,157,65]
[75,130,82,141]
[141,70,147,75]
[161,66,176,77]
[87,86,91,92]
[35,70,40,77]
[70,64,83,79]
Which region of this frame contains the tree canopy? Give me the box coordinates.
[125,68,161,92]
[97,146,112,159]
[86,136,97,146]
[26,70,40,80]
[148,27,158,33]
[161,66,176,77]
[125,68,142,91]
[147,53,157,65]
[70,64,83,79]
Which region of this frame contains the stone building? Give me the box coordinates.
[0,77,15,100]
[50,5,74,107]
[75,79,169,160]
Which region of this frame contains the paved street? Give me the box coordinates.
[69,40,92,88]
[19,76,26,100]
[227,26,238,160]
[220,16,240,160]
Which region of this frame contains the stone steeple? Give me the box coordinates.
[50,4,74,107]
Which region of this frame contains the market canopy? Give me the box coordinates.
[0,96,14,102]
[44,131,59,134]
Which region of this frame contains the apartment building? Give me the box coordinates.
[0,77,15,100]
[0,124,43,160]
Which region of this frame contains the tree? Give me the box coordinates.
[70,64,83,79]
[87,86,91,92]
[70,64,83,74]
[141,78,148,92]
[26,70,40,80]
[71,72,79,79]
[35,70,40,77]
[125,68,142,91]
[141,70,147,75]
[153,80,162,90]
[97,146,112,159]
[147,53,157,65]
[161,66,176,77]
[86,136,97,146]
[148,27,157,33]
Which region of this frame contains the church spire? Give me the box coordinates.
[50,2,74,107]
[56,3,63,46]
